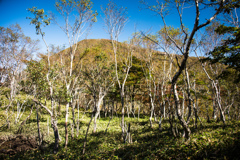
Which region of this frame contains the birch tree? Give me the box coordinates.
[83,52,115,133]
[27,7,61,153]
[102,1,132,138]
[137,34,159,128]
[0,24,38,129]
[194,22,227,124]
[51,0,97,148]
[142,0,233,140]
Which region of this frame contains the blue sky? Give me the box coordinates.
[0,0,221,54]
[0,0,164,53]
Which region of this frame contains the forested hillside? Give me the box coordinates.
[0,0,240,159]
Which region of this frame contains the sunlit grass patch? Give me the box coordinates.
[1,109,240,160]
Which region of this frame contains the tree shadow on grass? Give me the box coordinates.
[191,131,240,160]
[189,121,235,135]
[5,120,240,159]
[99,121,240,159]
[104,130,240,159]
[108,129,177,159]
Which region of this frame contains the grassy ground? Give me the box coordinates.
[0,108,240,160]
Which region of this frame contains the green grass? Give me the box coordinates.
[1,109,240,159]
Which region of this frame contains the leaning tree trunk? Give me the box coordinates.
[33,99,60,153]
[173,84,191,140]
[82,110,95,155]
[17,105,34,134]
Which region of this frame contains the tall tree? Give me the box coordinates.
[196,22,228,123]
[27,7,61,153]
[102,1,132,139]
[82,49,115,133]
[0,24,38,101]
[0,24,38,129]
[51,0,97,148]
[137,34,159,128]
[142,0,234,140]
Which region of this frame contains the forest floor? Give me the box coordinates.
[0,112,240,160]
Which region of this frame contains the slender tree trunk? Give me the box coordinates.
[72,101,76,125]
[17,105,33,134]
[71,101,76,138]
[159,115,163,131]
[105,113,112,134]
[111,101,114,118]
[65,102,69,148]
[104,99,107,117]
[149,94,155,128]
[93,96,104,133]
[138,102,141,121]
[83,111,94,155]
[212,87,218,120]
[193,81,200,129]
[58,99,61,115]
[185,68,193,124]
[36,105,42,150]
[193,102,198,128]
[131,86,136,118]
[47,117,49,136]
[52,118,60,154]
[124,123,132,143]
[121,95,125,139]
[161,84,166,119]
[127,95,130,118]
[93,111,97,133]
[182,89,185,119]
[169,109,177,137]
[76,100,80,137]
[167,97,176,137]
[115,101,118,117]
[173,84,191,140]
[206,104,211,123]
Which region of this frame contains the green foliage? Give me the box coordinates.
[205,25,240,82]
[25,60,48,99]
[220,0,240,14]
[55,0,98,26]
[157,25,188,46]
[27,7,51,35]
[127,56,144,85]
[195,80,206,85]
